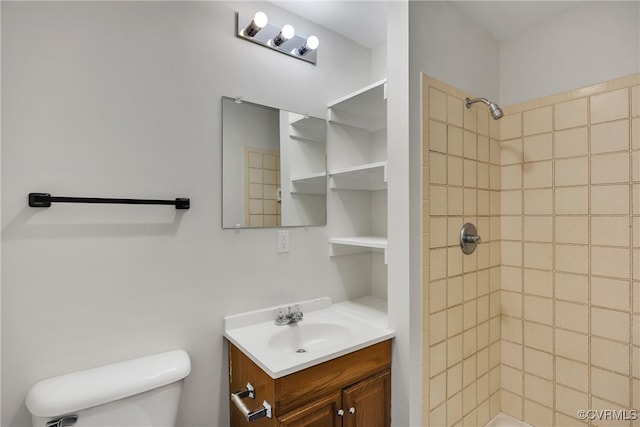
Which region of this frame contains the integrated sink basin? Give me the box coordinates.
[268,322,352,354]
[224,297,394,378]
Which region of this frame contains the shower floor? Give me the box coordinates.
[485,413,534,427]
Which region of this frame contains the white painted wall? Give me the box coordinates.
[500,1,640,106]
[0,2,372,426]
[409,1,499,102]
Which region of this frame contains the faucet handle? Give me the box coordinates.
[292,305,303,321]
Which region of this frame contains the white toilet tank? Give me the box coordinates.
[26,349,191,427]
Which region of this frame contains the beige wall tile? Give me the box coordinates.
[591,216,630,247]
[464,159,477,188]
[501,165,522,190]
[478,162,489,189]
[501,317,521,344]
[554,412,587,427]
[591,152,630,184]
[555,300,588,333]
[448,95,463,127]
[430,340,447,377]
[463,188,477,216]
[448,334,463,368]
[556,186,589,214]
[524,269,553,298]
[524,321,553,352]
[502,190,522,215]
[501,266,522,292]
[555,357,588,391]
[501,340,522,369]
[524,189,552,215]
[430,403,446,426]
[448,305,464,337]
[524,400,553,427]
[523,242,553,270]
[555,384,588,418]
[501,390,523,420]
[430,185,447,215]
[524,216,552,242]
[591,184,630,215]
[430,217,448,248]
[501,365,523,394]
[430,371,447,407]
[591,277,631,311]
[448,186,464,215]
[591,88,630,124]
[430,88,447,121]
[524,348,553,380]
[556,127,588,158]
[555,272,589,303]
[490,165,501,191]
[478,109,490,137]
[524,374,553,407]
[502,241,522,267]
[430,120,448,153]
[501,216,522,241]
[430,152,448,184]
[490,139,501,165]
[556,244,589,275]
[524,295,552,325]
[501,139,523,165]
[448,125,463,156]
[478,136,490,163]
[448,363,463,399]
[448,246,463,277]
[501,113,522,140]
[591,119,630,154]
[556,216,589,244]
[447,392,463,425]
[430,248,447,281]
[633,85,640,117]
[555,329,589,363]
[523,133,553,162]
[464,130,477,159]
[591,337,629,375]
[464,103,477,132]
[555,157,589,186]
[592,307,630,343]
[501,290,522,318]
[591,367,630,406]
[430,279,447,314]
[524,106,553,136]
[523,161,552,189]
[431,310,447,344]
[591,246,630,279]
[555,98,588,130]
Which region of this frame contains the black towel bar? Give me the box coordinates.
[28,193,190,210]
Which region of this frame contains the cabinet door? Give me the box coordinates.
[277,392,342,427]
[341,370,390,427]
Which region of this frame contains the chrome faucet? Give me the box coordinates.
[275,305,303,326]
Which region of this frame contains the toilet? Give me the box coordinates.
[25,349,191,427]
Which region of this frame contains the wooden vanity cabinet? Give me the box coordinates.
[228,339,391,427]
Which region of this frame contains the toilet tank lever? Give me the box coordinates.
[46,415,78,427]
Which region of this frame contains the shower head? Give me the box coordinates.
[465,97,503,120]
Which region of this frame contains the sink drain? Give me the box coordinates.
[296,348,307,353]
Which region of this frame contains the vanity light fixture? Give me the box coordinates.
[295,35,319,56]
[270,24,295,47]
[243,11,268,37]
[236,12,318,65]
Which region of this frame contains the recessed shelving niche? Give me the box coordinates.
[327,78,388,271]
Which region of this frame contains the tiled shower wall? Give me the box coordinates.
[423,73,640,427]
[498,74,640,426]
[422,75,503,426]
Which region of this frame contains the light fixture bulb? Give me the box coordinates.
[253,11,268,28]
[306,35,319,50]
[244,11,268,37]
[281,24,295,40]
[271,24,295,47]
[295,35,319,56]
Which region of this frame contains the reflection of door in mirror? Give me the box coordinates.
[243,146,281,227]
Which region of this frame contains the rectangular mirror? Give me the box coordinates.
[222,97,327,228]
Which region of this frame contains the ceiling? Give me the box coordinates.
[271,1,589,48]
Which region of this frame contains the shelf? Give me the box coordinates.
[329,236,388,263]
[290,172,327,194]
[329,161,387,191]
[328,79,387,132]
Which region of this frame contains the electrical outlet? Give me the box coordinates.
[278,230,290,253]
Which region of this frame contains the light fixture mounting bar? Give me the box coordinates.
[236,12,318,65]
